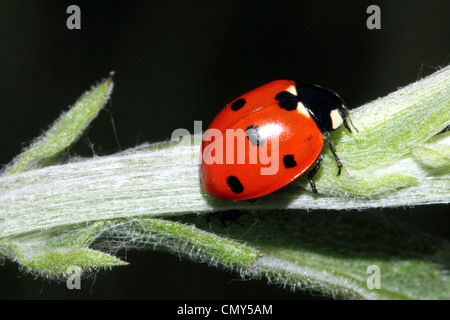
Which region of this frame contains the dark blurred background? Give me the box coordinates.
[0,0,449,299]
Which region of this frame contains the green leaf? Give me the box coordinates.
[412,131,450,168]
[186,211,450,299]
[24,248,127,276]
[0,222,127,276]
[4,72,114,175]
[1,67,450,299]
[93,219,261,268]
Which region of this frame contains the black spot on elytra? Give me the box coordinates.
[283,154,297,168]
[230,98,246,111]
[226,176,244,194]
[275,91,298,111]
[245,125,266,147]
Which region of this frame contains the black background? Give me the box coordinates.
[0,1,449,299]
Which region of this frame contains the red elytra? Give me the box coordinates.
[200,80,355,201]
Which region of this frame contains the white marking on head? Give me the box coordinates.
[286,85,297,96]
[330,109,344,129]
[296,101,310,118]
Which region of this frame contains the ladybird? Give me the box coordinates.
[201,80,357,201]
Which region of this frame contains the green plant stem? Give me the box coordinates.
[0,67,449,299]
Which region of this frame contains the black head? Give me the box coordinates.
[295,82,357,133]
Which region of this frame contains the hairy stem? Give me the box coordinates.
[0,67,449,299]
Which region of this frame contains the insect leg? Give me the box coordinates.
[308,155,323,194]
[323,131,343,175]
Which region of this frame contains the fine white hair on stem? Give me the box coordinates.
[0,66,449,299]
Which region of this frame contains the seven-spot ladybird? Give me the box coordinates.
[200,80,357,201]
